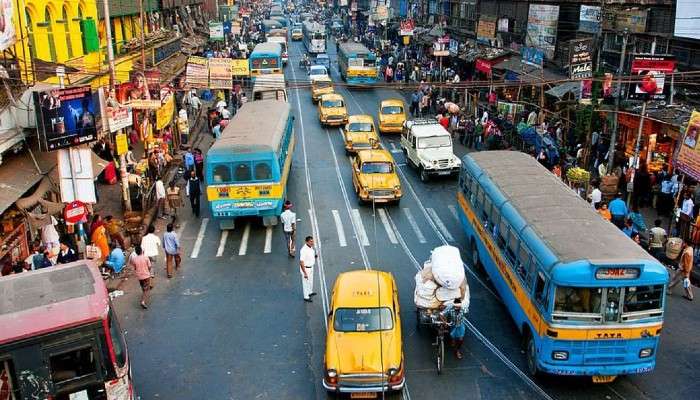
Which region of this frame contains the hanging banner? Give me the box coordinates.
[34,86,99,152]
[579,5,601,34]
[209,22,225,41]
[399,19,415,36]
[477,17,496,39]
[231,59,250,77]
[526,4,559,60]
[569,38,593,80]
[186,56,209,87]
[675,111,700,180]
[209,58,233,88]
[521,46,544,68]
[115,133,128,156]
[0,0,16,51]
[628,55,676,101]
[100,88,132,133]
[156,96,175,130]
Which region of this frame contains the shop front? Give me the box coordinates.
[618,113,679,173]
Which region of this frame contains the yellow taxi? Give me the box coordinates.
[343,115,380,154]
[318,93,348,127]
[311,76,334,103]
[351,149,402,204]
[378,98,407,134]
[291,28,303,41]
[323,270,405,395]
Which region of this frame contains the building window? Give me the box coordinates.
[45,7,57,62]
[62,6,73,58]
[25,8,37,60]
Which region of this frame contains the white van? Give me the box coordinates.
[252,74,288,102]
[401,119,461,182]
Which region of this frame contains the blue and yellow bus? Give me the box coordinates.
[302,21,326,54]
[338,42,378,86]
[249,42,282,76]
[205,100,295,229]
[457,151,668,382]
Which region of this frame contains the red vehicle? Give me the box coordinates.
[0,261,133,400]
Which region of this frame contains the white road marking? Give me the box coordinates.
[216,230,229,257]
[426,207,455,242]
[384,210,421,268]
[448,204,459,221]
[237,222,251,256]
[331,210,347,247]
[190,218,209,258]
[351,209,371,247]
[377,208,398,244]
[402,207,427,243]
[264,226,273,254]
[389,142,401,153]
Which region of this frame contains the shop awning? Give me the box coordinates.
[546,81,581,99]
[0,149,57,215]
[492,57,565,83]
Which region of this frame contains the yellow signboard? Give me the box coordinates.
[156,96,175,130]
[207,183,282,201]
[232,59,250,77]
[676,110,700,180]
[115,133,128,156]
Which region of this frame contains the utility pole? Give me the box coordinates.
[139,0,147,69]
[103,0,132,211]
[606,29,629,172]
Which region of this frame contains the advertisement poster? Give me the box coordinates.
[449,39,459,57]
[628,55,676,101]
[0,0,16,51]
[616,9,648,34]
[675,111,700,181]
[521,46,544,68]
[209,58,233,88]
[209,22,224,41]
[186,56,209,87]
[579,5,601,34]
[101,87,133,132]
[477,18,496,39]
[526,4,559,60]
[116,71,161,109]
[399,19,414,36]
[675,0,700,40]
[34,86,99,151]
[498,18,509,33]
[569,38,593,80]
[231,59,250,77]
[156,96,175,130]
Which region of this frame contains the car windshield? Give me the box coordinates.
[310,67,327,76]
[418,136,452,148]
[322,99,344,108]
[361,162,392,174]
[553,285,664,322]
[382,105,403,115]
[333,307,393,332]
[348,122,373,132]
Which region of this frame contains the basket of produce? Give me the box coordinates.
[566,167,591,184]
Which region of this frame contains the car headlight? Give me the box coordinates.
[326,369,337,378]
[432,160,438,165]
[552,351,569,361]
[639,348,653,358]
[394,185,401,191]
[387,368,398,376]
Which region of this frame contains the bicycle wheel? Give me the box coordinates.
[435,334,444,375]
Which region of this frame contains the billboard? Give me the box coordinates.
[209,22,224,41]
[186,56,209,87]
[569,38,593,80]
[209,58,233,89]
[231,59,250,77]
[675,0,700,40]
[579,5,601,34]
[100,87,132,133]
[521,46,544,68]
[675,111,700,181]
[34,86,99,151]
[477,17,496,39]
[0,0,16,51]
[616,9,647,33]
[628,55,676,101]
[526,4,559,60]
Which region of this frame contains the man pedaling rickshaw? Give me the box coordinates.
[439,297,468,359]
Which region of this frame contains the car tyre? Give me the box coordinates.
[525,333,540,378]
[420,167,429,182]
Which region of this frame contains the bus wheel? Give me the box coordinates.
[525,333,540,378]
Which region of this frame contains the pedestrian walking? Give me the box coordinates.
[299,236,317,302]
[163,223,181,278]
[186,170,202,218]
[130,245,153,309]
[141,225,161,277]
[679,192,694,241]
[167,181,182,218]
[668,239,694,301]
[280,201,297,256]
[183,149,195,174]
[155,176,167,219]
[608,193,628,230]
[439,297,468,359]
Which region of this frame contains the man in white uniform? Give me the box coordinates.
[299,236,317,302]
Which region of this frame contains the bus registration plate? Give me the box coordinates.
[592,375,616,383]
[350,393,377,399]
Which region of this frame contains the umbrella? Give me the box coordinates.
[445,102,459,114]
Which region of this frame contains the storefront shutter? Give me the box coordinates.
[80,19,100,53]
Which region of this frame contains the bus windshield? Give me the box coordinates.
[333,307,393,332]
[212,161,274,183]
[553,285,664,322]
[313,32,325,40]
[251,57,279,69]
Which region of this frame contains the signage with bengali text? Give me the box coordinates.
[186,56,209,87]
[569,38,593,80]
[231,59,250,76]
[209,58,233,89]
[526,4,559,60]
[477,18,496,39]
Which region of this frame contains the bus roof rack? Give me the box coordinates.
[407,118,440,126]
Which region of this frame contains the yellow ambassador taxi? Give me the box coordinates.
[344,115,380,154]
[351,149,402,204]
[323,270,405,395]
[291,28,303,41]
[318,93,349,126]
[311,76,334,103]
[378,98,407,134]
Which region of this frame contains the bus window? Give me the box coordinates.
[507,230,519,263]
[554,287,603,315]
[498,220,508,249]
[1,359,20,399]
[534,272,548,309]
[254,162,273,180]
[604,287,623,322]
[623,285,664,315]
[49,346,98,385]
[474,186,483,214]
[517,244,532,284]
[108,309,127,368]
[234,162,252,182]
[213,164,232,183]
[481,196,491,224]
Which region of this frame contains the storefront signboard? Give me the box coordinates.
[209,58,233,89]
[579,5,601,34]
[232,59,250,77]
[209,22,225,41]
[186,56,209,87]
[675,111,700,180]
[616,9,647,34]
[628,55,676,101]
[521,46,544,68]
[526,4,559,60]
[569,38,593,80]
[156,96,175,130]
[33,86,99,151]
[477,17,496,39]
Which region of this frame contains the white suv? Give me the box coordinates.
[401,119,461,182]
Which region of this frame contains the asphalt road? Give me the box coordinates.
[112,37,700,400]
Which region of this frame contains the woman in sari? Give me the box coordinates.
[90,224,110,264]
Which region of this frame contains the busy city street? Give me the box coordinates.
[2,1,700,400]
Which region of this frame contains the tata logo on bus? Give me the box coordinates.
[595,267,640,280]
[594,332,624,339]
[217,187,230,198]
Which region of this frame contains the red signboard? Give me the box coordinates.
[64,200,87,224]
[475,59,492,75]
